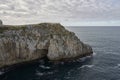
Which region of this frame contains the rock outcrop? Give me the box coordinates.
[0,23,93,68]
[0,20,2,26]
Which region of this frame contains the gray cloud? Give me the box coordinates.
[0,0,120,25]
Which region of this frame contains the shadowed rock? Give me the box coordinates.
[0,23,93,68]
[0,20,3,26]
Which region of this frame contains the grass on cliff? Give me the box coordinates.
[0,25,26,33]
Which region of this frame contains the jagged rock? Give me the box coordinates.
[0,23,93,68]
[0,20,2,25]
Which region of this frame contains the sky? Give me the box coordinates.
[0,0,120,26]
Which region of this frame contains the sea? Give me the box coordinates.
[0,26,120,80]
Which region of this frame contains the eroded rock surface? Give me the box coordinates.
[0,23,93,68]
[0,20,2,26]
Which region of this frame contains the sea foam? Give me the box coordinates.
[78,64,94,69]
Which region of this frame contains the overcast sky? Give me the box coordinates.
[0,0,120,26]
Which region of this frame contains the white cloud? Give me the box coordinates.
[0,0,120,25]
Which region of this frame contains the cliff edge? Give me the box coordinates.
[0,23,93,68]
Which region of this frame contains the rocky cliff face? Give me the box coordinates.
[0,23,93,68]
[0,20,2,25]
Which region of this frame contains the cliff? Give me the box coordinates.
[0,20,2,25]
[0,23,93,68]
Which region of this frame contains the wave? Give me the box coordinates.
[39,65,51,69]
[78,64,94,69]
[93,52,97,56]
[105,51,120,56]
[112,64,120,69]
[0,71,4,75]
[118,64,120,67]
[78,55,93,62]
[114,64,120,68]
[36,72,44,76]
[36,71,54,76]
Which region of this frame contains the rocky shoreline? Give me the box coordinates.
[0,22,93,69]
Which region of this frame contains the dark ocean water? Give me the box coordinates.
[0,26,120,80]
